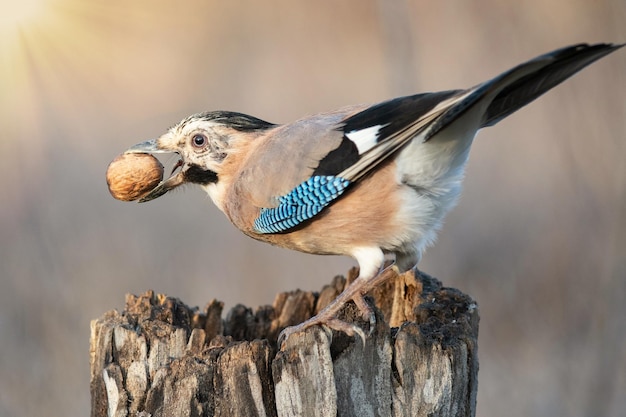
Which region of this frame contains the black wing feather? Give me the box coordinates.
[312,137,360,176]
[341,91,461,141]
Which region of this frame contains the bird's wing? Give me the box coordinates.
[251,43,622,234]
[237,107,361,224]
[334,90,466,182]
[248,91,468,233]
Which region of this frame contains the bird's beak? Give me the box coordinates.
[125,139,170,154]
[124,139,185,203]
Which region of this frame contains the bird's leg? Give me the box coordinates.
[349,261,399,323]
[278,261,399,346]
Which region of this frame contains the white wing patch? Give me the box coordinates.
[346,124,388,154]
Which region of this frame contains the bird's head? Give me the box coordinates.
[125,111,275,203]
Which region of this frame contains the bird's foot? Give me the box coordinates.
[277,318,367,348]
[277,264,400,348]
[277,298,370,348]
[278,301,368,347]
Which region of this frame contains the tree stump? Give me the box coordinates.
[90,268,479,417]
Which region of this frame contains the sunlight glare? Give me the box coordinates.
[0,0,48,36]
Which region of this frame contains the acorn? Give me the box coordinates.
[106,153,164,201]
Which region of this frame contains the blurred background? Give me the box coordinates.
[1,0,625,415]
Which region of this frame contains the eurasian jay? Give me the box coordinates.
[125,43,622,342]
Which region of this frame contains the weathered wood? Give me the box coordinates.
[90,268,479,417]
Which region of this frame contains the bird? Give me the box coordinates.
[124,43,622,343]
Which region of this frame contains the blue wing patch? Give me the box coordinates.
[254,176,351,234]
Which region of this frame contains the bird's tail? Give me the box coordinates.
[480,43,623,127]
[422,43,622,143]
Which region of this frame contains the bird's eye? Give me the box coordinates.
[192,134,207,148]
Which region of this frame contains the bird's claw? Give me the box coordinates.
[350,293,378,335]
[277,316,371,349]
[324,318,368,345]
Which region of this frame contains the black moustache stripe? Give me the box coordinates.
[184,165,219,185]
